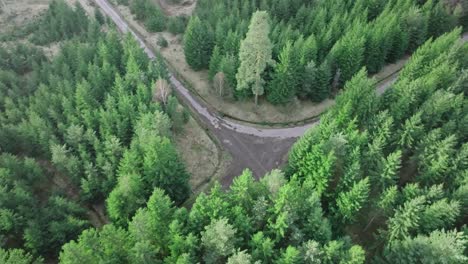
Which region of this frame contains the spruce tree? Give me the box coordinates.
[183,16,214,70]
[208,45,222,80]
[267,41,300,104]
[312,61,331,102]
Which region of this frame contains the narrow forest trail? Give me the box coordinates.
[93,0,468,185]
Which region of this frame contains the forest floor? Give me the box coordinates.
[174,116,230,194]
[155,0,196,16]
[0,0,48,34]
[0,0,94,58]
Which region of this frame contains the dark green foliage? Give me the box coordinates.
[167,16,188,35]
[183,16,214,70]
[329,26,366,86]
[185,0,462,103]
[0,155,89,258]
[219,54,240,98]
[129,0,167,32]
[208,45,222,80]
[288,28,467,263]
[0,44,46,74]
[425,1,458,38]
[29,0,89,45]
[267,41,301,104]
[0,248,43,264]
[157,36,169,48]
[0,1,190,260]
[94,8,106,25]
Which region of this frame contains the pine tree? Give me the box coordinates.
[419,199,460,233]
[277,246,301,264]
[227,250,252,264]
[0,248,43,264]
[236,11,273,105]
[106,172,145,226]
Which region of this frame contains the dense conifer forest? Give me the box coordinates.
[0,0,467,263]
[183,0,467,103]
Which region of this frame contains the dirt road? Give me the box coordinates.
[92,0,468,186]
[93,0,308,185]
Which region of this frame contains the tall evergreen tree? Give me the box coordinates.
[183,16,214,70]
[236,11,273,105]
[267,41,301,104]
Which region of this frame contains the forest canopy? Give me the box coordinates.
[1,0,189,260]
[59,28,468,264]
[0,0,467,263]
[184,0,467,104]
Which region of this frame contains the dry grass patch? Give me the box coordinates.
[0,0,49,34]
[154,0,196,16]
[173,116,222,192]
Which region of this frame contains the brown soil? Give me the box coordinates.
[174,116,227,193]
[155,0,196,16]
[0,0,49,34]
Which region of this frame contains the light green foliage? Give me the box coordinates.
[128,189,175,260]
[378,186,399,215]
[277,246,301,264]
[336,178,370,223]
[261,169,286,198]
[419,199,460,233]
[0,248,42,264]
[236,11,273,104]
[107,172,145,226]
[201,218,237,263]
[388,196,426,242]
[249,232,275,262]
[343,245,365,264]
[384,229,467,264]
[59,225,130,264]
[292,143,335,195]
[227,250,252,264]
